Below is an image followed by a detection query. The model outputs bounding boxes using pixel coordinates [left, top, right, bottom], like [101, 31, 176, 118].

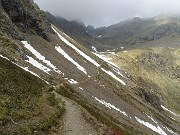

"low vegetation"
[56, 83, 144, 135]
[111, 48, 180, 114]
[0, 57, 64, 135]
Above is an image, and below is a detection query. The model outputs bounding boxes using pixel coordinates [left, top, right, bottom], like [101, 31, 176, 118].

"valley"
[0, 0, 180, 135]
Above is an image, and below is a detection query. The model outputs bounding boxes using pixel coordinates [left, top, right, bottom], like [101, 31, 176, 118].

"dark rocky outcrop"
[0, 0, 52, 41]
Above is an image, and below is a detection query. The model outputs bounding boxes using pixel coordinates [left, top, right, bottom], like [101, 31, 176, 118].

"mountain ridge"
[0, 1, 180, 135]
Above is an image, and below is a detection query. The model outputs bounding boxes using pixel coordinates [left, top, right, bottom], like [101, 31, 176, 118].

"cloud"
[34, 0, 180, 27]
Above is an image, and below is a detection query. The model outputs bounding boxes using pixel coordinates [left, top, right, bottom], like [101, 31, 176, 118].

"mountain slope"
[0, 55, 64, 135]
[45, 12, 108, 51]
[91, 16, 180, 50]
[0, 0, 52, 41]
[0, 0, 180, 135]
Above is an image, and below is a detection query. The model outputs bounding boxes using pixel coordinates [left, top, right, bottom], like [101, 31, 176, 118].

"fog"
[34, 0, 180, 27]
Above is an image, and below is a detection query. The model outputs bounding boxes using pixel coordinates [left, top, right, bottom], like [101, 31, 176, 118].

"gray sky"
[34, 0, 180, 27]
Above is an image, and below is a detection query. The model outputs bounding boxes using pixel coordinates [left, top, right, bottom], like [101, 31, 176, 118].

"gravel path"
[54, 93, 99, 135]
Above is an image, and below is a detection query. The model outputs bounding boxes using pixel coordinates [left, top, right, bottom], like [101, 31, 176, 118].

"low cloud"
[34, 0, 180, 27]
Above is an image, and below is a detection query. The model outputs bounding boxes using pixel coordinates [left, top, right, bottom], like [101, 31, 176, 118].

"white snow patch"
[55, 46, 87, 75]
[26, 56, 51, 74]
[101, 68, 126, 85]
[147, 115, 158, 124]
[51, 26, 100, 67]
[93, 52, 120, 69]
[92, 46, 98, 52]
[52, 26, 126, 85]
[135, 117, 167, 135]
[0, 54, 10, 60]
[18, 66, 49, 84]
[68, 79, 78, 84]
[162, 126, 179, 135]
[93, 52, 124, 78]
[21, 41, 62, 74]
[161, 105, 180, 116]
[93, 96, 128, 117]
[79, 87, 84, 90]
[0, 54, 49, 84]
[169, 116, 176, 121]
[93, 53, 112, 61]
[108, 64, 124, 77]
[97, 35, 102, 38]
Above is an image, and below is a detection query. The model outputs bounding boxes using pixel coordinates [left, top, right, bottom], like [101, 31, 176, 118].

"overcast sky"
[34, 0, 180, 27]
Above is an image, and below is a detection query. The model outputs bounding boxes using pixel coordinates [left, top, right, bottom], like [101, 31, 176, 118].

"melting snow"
[162, 126, 179, 135]
[92, 46, 98, 52]
[101, 68, 126, 85]
[68, 79, 78, 84]
[0, 54, 9, 60]
[55, 46, 87, 75]
[161, 105, 180, 116]
[93, 96, 128, 117]
[52, 26, 126, 85]
[0, 54, 49, 84]
[21, 41, 62, 74]
[26, 56, 51, 74]
[93, 52, 123, 74]
[135, 117, 167, 135]
[108, 64, 124, 77]
[93, 53, 112, 62]
[51, 26, 100, 67]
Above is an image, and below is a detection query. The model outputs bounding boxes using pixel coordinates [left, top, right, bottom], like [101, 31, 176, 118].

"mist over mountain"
[34, 0, 180, 27]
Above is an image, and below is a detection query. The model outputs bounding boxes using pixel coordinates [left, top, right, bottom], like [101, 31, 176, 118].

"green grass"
[112, 48, 180, 113]
[0, 57, 64, 134]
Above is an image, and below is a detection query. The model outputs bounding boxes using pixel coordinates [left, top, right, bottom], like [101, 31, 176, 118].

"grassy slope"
[111, 48, 180, 113]
[0, 56, 64, 135]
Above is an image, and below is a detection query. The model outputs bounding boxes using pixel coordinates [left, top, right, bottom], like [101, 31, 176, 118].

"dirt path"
[53, 92, 99, 135]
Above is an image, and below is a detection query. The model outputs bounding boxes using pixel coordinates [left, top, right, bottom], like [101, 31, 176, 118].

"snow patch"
[79, 87, 84, 90]
[97, 35, 102, 38]
[93, 52, 124, 78]
[52, 26, 126, 85]
[108, 64, 124, 77]
[68, 79, 78, 84]
[51, 26, 100, 67]
[161, 105, 180, 116]
[0, 54, 10, 60]
[93, 52, 120, 69]
[101, 68, 126, 85]
[93, 53, 112, 61]
[135, 117, 167, 135]
[55, 46, 87, 75]
[25, 56, 51, 74]
[162, 126, 179, 135]
[93, 96, 128, 117]
[0, 54, 49, 84]
[91, 46, 98, 52]
[21, 41, 62, 74]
